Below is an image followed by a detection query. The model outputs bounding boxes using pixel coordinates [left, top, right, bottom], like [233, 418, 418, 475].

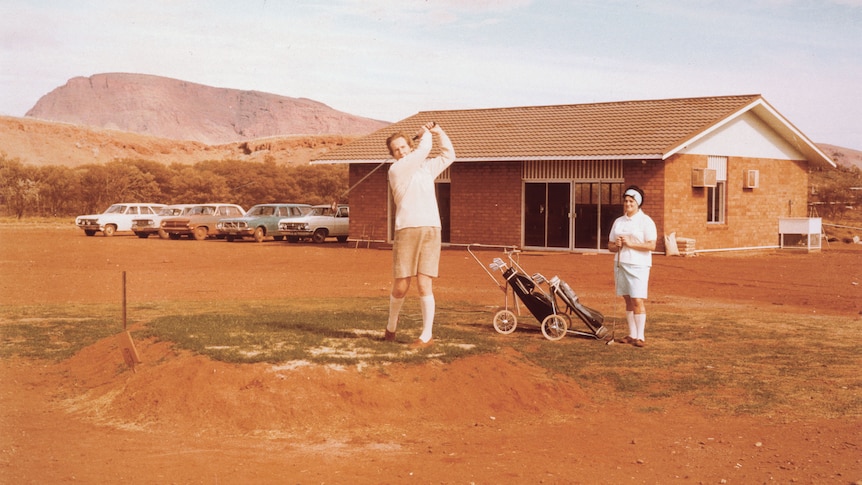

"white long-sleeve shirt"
[388, 130, 456, 230]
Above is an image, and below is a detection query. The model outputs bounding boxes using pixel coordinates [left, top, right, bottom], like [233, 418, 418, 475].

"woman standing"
[608, 186, 657, 348]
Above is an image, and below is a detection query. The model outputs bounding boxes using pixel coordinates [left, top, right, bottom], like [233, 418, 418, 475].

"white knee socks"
[418, 294, 435, 343]
[388, 294, 435, 342]
[626, 311, 636, 338]
[387, 295, 404, 333]
[635, 313, 646, 341]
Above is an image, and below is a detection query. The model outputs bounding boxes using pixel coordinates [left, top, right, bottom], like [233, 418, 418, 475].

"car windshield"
[105, 205, 126, 214]
[248, 206, 276, 216]
[189, 206, 216, 215]
[160, 207, 186, 216]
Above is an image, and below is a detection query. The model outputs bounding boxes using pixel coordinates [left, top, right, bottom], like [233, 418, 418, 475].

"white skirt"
[614, 262, 650, 299]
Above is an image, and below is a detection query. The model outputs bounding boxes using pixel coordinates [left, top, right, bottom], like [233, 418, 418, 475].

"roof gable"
[680, 111, 805, 160]
[314, 95, 834, 168]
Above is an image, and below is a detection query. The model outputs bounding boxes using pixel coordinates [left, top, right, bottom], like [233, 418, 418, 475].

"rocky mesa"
[25, 73, 390, 145]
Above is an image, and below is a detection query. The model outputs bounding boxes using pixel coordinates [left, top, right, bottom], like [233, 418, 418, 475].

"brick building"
[314, 95, 835, 253]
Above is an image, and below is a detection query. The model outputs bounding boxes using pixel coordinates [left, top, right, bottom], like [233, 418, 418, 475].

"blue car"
[217, 203, 311, 242]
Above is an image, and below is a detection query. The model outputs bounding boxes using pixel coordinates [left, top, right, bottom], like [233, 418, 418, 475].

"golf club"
[607, 241, 621, 345]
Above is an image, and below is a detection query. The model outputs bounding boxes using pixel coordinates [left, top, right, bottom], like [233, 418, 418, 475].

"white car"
[75, 203, 166, 237]
[131, 204, 196, 239]
[278, 204, 349, 243]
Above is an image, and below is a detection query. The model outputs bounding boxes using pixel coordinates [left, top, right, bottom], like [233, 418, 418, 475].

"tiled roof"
[314, 94, 765, 162]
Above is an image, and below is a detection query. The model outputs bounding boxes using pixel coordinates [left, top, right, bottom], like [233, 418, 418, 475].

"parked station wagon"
[132, 204, 195, 239]
[75, 203, 166, 236]
[217, 203, 311, 242]
[160, 204, 245, 240]
[279, 204, 349, 243]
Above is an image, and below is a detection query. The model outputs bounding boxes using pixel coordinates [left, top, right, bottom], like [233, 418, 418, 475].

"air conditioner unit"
[744, 169, 760, 189]
[691, 168, 717, 187]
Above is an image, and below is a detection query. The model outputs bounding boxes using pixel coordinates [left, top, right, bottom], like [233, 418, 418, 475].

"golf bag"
[501, 266, 556, 322]
[550, 278, 609, 339]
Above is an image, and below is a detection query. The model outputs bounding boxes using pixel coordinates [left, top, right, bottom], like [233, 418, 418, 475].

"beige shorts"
[392, 227, 441, 279]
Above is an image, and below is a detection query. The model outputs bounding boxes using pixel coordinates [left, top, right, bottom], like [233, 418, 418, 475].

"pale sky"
[1, 0, 860, 148]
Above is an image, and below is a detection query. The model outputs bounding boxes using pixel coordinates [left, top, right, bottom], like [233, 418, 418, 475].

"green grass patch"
[504, 303, 862, 418]
[0, 304, 119, 361]
[137, 298, 498, 365]
[2, 298, 859, 419]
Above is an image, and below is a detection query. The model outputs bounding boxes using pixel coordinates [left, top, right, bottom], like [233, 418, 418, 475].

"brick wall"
[450, 162, 522, 246]
[661, 154, 809, 251]
[622, 160, 667, 252]
[346, 163, 390, 242]
[348, 161, 524, 246]
[347, 154, 810, 252]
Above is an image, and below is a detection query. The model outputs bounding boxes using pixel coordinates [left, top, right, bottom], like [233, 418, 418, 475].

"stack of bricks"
[675, 237, 697, 256]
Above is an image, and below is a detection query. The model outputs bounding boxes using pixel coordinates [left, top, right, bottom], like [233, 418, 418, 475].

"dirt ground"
[1, 224, 860, 484]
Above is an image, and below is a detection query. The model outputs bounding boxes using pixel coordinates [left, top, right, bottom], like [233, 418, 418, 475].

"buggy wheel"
[541, 314, 569, 341]
[493, 309, 517, 334]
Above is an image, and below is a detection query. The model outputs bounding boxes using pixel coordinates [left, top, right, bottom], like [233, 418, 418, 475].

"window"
[707, 156, 727, 223]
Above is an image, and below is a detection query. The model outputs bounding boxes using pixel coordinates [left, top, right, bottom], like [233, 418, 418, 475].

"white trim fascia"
[454, 155, 662, 162]
[751, 100, 836, 167]
[311, 159, 391, 165]
[315, 155, 664, 164]
[663, 98, 836, 168]
[663, 99, 763, 159]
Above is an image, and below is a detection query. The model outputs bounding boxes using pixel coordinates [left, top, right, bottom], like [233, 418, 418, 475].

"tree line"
[0, 155, 347, 218]
[809, 158, 862, 219]
[2, 152, 860, 220]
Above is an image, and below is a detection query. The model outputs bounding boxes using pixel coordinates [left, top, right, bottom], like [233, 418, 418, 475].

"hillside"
[819, 143, 862, 171]
[25, 73, 390, 144]
[0, 115, 357, 167]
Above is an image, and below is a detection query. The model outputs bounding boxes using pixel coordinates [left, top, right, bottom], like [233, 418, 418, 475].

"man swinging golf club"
[608, 185, 657, 348]
[383, 121, 455, 348]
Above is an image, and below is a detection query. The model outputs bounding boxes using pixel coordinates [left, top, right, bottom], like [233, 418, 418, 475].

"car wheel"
[169, 233, 181, 240]
[253, 227, 265, 243]
[226, 235, 235, 242]
[103, 225, 116, 237]
[84, 230, 96, 237]
[312, 228, 327, 244]
[193, 226, 208, 241]
[286, 236, 299, 243]
[136, 233, 149, 239]
[336, 236, 348, 243]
